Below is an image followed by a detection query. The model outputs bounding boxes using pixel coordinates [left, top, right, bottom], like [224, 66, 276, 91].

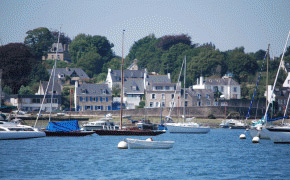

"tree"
[51, 30, 72, 45]
[18, 85, 33, 95]
[76, 51, 102, 77]
[112, 84, 121, 97]
[0, 43, 37, 94]
[24, 27, 54, 60]
[157, 34, 192, 51]
[226, 47, 258, 82]
[187, 49, 226, 85]
[69, 34, 114, 65]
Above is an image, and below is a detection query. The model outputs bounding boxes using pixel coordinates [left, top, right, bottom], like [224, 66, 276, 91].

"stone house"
[48, 67, 90, 85]
[74, 82, 112, 112]
[145, 82, 181, 108]
[184, 87, 216, 107]
[192, 74, 241, 100]
[42, 43, 71, 62]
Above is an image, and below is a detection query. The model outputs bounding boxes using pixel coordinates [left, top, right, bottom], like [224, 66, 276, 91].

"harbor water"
[1, 129, 290, 179]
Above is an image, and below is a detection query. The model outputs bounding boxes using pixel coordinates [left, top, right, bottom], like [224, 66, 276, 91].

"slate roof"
[50, 43, 65, 53]
[147, 75, 171, 84]
[47, 68, 90, 79]
[110, 69, 145, 82]
[124, 78, 144, 94]
[205, 77, 239, 86]
[186, 88, 214, 97]
[77, 84, 111, 96]
[40, 81, 62, 95]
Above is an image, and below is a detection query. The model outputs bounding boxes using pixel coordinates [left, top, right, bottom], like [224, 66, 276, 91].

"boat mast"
[49, 27, 61, 122]
[120, 30, 125, 129]
[266, 44, 270, 110]
[183, 56, 186, 123]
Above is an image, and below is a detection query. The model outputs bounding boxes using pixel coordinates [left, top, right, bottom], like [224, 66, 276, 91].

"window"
[161, 102, 165, 107]
[32, 98, 41, 103]
[185, 101, 188, 107]
[132, 86, 137, 90]
[171, 94, 174, 99]
[185, 93, 188, 99]
[165, 86, 170, 90]
[106, 97, 108, 102]
[221, 86, 224, 92]
[162, 94, 165, 100]
[150, 102, 153, 107]
[207, 101, 211, 106]
[197, 101, 201, 106]
[233, 87, 237, 92]
[197, 94, 201, 99]
[156, 86, 163, 90]
[152, 94, 156, 99]
[213, 86, 218, 92]
[233, 94, 238, 99]
[156, 102, 159, 107]
[206, 94, 210, 99]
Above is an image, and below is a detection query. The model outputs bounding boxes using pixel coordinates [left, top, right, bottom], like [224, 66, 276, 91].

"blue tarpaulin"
[46, 120, 80, 132]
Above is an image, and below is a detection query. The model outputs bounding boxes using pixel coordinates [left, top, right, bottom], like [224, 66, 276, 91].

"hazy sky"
[1, 0, 289, 58]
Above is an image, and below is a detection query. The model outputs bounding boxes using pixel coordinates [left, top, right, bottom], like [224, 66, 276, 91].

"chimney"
[167, 73, 171, 80]
[197, 78, 199, 85]
[200, 76, 204, 85]
[66, 67, 70, 72]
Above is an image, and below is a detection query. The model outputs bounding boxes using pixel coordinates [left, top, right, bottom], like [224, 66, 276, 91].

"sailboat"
[258, 30, 290, 143]
[94, 30, 165, 136]
[246, 44, 271, 139]
[35, 28, 94, 137]
[166, 56, 210, 134]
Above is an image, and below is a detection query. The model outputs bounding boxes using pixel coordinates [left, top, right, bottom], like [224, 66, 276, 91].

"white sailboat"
[166, 56, 210, 134]
[257, 30, 290, 143]
[124, 138, 175, 149]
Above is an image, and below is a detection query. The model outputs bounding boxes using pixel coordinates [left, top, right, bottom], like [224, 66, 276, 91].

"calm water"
[1, 129, 290, 180]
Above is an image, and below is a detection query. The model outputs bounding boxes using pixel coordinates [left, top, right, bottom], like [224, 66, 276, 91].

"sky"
[1, 0, 290, 58]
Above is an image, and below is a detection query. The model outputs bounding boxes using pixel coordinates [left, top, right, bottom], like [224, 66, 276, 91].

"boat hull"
[249, 128, 270, 139]
[44, 131, 95, 136]
[126, 138, 174, 149]
[0, 131, 46, 140]
[263, 127, 290, 143]
[166, 125, 210, 134]
[94, 129, 166, 136]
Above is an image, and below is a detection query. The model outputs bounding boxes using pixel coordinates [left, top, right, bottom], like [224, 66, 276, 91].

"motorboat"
[124, 138, 175, 149]
[166, 122, 210, 134]
[82, 118, 118, 131]
[0, 120, 46, 140]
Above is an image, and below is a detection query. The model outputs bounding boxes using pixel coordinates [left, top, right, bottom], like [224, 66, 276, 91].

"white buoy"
[118, 141, 128, 149]
[239, 133, 246, 139]
[252, 136, 260, 143]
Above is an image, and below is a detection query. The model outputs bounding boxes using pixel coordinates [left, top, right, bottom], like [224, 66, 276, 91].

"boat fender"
[146, 137, 153, 141]
[239, 134, 246, 139]
[118, 141, 128, 149]
[252, 136, 260, 143]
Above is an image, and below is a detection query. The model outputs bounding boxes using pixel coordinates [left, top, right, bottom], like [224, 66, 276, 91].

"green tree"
[24, 27, 54, 60]
[18, 85, 33, 95]
[69, 34, 114, 66]
[76, 51, 102, 77]
[112, 84, 121, 97]
[0, 43, 37, 94]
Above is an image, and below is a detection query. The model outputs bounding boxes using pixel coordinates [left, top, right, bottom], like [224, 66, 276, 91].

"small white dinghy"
[124, 138, 175, 149]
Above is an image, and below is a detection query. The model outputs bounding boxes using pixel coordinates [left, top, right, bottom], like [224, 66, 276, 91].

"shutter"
[80, 97, 83, 101]
[101, 106, 103, 110]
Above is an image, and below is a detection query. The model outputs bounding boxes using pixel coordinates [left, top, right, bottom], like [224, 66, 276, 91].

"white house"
[192, 74, 241, 100]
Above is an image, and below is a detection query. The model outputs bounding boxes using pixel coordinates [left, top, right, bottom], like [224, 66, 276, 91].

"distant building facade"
[192, 74, 241, 100]
[42, 43, 71, 62]
[74, 82, 112, 112]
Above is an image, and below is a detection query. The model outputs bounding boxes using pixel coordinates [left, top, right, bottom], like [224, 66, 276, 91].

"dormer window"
[81, 89, 88, 94]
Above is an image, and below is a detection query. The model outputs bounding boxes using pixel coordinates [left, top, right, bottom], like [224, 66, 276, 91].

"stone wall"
[70, 105, 266, 119]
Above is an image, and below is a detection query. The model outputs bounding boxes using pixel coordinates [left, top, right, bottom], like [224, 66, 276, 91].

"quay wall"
[69, 106, 265, 119]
